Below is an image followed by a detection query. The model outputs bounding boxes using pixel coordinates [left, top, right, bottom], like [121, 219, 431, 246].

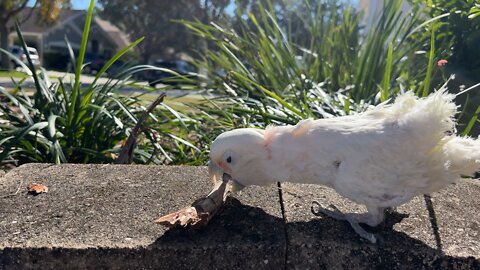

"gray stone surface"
[281, 181, 480, 269]
[0, 164, 285, 269]
[0, 164, 479, 269]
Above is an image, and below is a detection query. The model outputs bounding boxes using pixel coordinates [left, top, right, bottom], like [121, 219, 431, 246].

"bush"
[183, 0, 436, 123]
[0, 2, 163, 166]
[163, 0, 479, 164]
[172, 1, 426, 132]
[1, 0, 477, 167]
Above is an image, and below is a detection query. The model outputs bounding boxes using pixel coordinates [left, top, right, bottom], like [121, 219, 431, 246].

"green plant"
[161, 0, 479, 164]
[180, 1, 438, 125]
[0, 0, 165, 166]
[2, 0, 477, 167]
[428, 0, 480, 136]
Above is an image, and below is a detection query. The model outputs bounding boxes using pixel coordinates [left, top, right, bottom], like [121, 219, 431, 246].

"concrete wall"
[1, 164, 479, 269]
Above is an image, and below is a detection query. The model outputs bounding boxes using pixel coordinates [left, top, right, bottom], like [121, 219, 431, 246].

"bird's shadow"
[151, 198, 479, 269]
[152, 197, 285, 246]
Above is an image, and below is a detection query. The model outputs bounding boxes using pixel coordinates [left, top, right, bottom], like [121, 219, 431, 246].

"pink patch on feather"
[264, 143, 272, 160]
[291, 119, 313, 137]
[263, 127, 278, 160]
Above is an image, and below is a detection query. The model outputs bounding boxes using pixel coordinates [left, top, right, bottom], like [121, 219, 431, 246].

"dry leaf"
[27, 183, 49, 195]
[155, 180, 230, 229]
[155, 207, 207, 228]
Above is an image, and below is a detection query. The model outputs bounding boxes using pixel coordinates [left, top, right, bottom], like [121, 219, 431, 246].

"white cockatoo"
[208, 90, 480, 243]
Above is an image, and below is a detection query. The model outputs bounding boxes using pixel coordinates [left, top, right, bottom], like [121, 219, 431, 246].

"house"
[7, 8, 130, 70]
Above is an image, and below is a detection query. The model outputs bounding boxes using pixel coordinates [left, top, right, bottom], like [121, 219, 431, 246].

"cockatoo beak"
[208, 161, 245, 192]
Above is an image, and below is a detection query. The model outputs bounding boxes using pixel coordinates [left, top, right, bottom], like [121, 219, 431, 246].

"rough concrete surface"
[0, 164, 479, 269]
[282, 181, 480, 269]
[0, 164, 285, 269]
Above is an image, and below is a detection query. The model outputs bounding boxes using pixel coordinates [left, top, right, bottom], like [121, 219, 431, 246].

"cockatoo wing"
[277, 90, 458, 208]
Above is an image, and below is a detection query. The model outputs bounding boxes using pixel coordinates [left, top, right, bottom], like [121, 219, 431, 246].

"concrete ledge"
[1, 164, 479, 269]
[282, 182, 480, 269]
[0, 164, 285, 269]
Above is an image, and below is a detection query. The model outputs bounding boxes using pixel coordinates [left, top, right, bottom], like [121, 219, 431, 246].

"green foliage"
[165, 0, 479, 164]
[423, 0, 480, 135]
[0, 0, 163, 166]
[428, 0, 480, 74]
[1, 0, 478, 167]
[462, 105, 480, 136]
[469, 3, 480, 19]
[422, 23, 436, 97]
[181, 0, 437, 126]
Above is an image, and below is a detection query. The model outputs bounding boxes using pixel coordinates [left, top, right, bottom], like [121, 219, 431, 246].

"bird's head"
[208, 128, 273, 192]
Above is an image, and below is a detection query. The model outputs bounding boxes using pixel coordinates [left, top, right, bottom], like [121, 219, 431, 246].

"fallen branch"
[116, 93, 166, 164]
[155, 177, 231, 229]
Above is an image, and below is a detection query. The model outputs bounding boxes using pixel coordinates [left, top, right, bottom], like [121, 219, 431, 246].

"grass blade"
[462, 105, 480, 136]
[381, 42, 394, 102]
[69, 0, 95, 126]
[422, 24, 435, 97]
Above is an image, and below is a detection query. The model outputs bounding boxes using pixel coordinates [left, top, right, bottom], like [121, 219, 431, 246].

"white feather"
[209, 90, 479, 210]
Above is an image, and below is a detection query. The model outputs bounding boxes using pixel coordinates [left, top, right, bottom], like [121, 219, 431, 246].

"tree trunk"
[0, 24, 12, 70]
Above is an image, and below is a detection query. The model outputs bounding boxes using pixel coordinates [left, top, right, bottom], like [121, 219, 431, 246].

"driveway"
[0, 70, 204, 98]
[0, 70, 123, 87]
[0, 70, 156, 94]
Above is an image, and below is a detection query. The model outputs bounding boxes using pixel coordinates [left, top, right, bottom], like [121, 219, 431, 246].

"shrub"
[0, 1, 163, 166]
[171, 1, 429, 137]
[164, 0, 479, 164]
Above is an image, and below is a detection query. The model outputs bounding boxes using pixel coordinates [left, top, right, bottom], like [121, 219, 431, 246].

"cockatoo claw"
[311, 201, 377, 244]
[348, 220, 377, 244]
[311, 201, 344, 220]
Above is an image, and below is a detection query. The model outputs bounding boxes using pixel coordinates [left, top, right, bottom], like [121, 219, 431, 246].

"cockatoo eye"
[223, 150, 236, 165]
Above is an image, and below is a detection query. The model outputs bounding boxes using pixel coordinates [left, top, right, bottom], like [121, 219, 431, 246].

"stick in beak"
[208, 161, 245, 192]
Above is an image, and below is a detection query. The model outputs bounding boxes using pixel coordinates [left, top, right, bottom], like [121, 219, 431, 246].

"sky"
[27, 1, 239, 12]
[28, 0, 93, 10]
[27, 0, 236, 14]
[69, 0, 92, 9]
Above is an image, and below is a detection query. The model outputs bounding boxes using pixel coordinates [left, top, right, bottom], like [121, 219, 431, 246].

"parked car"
[141, 60, 196, 86]
[105, 60, 127, 77]
[10, 45, 41, 68]
[82, 53, 107, 74]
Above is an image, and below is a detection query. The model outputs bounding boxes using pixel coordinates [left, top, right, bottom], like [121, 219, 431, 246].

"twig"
[115, 93, 166, 164]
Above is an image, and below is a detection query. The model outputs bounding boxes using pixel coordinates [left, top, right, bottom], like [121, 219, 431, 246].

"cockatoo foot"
[311, 201, 377, 243]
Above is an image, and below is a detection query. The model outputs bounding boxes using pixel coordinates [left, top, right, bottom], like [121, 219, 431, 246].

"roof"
[94, 17, 131, 49]
[9, 7, 131, 50]
[8, 8, 83, 33]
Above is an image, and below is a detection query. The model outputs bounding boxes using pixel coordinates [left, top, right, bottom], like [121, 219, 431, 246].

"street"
[0, 70, 195, 97]
[0, 70, 134, 90]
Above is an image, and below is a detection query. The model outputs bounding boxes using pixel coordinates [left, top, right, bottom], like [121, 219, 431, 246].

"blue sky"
[28, 1, 359, 12]
[28, 0, 93, 10]
[27, 1, 237, 15]
[69, 0, 92, 9]
[29, 1, 236, 11]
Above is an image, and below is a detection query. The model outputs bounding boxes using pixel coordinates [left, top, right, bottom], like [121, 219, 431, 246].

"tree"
[98, 0, 230, 63]
[0, 0, 70, 70]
